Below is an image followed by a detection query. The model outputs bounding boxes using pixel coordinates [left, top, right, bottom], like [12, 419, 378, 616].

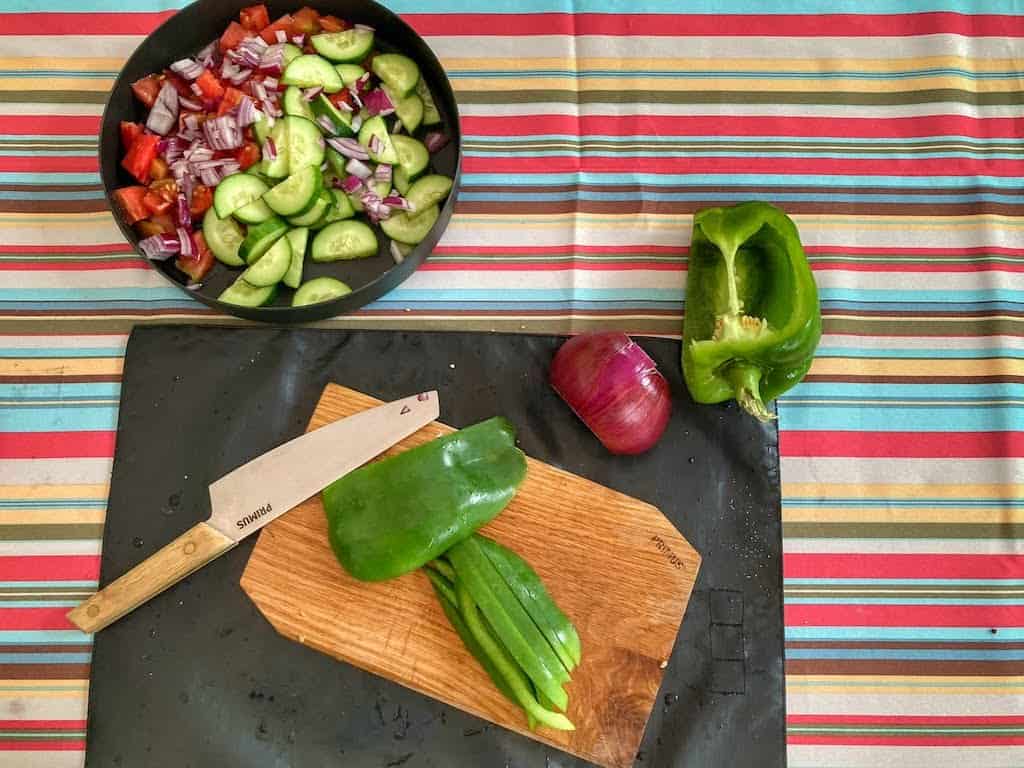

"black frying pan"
[99, 0, 461, 322]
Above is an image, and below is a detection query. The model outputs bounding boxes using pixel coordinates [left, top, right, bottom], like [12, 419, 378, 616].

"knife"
[67, 390, 440, 634]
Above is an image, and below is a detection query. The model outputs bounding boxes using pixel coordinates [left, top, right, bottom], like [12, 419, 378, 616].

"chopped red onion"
[350, 114, 363, 132]
[146, 82, 179, 135]
[424, 132, 450, 153]
[291, 34, 305, 45]
[138, 233, 179, 260]
[340, 175, 364, 194]
[190, 82, 203, 96]
[203, 115, 243, 150]
[348, 85, 363, 109]
[177, 227, 194, 257]
[316, 115, 336, 135]
[326, 136, 370, 160]
[335, 99, 353, 112]
[176, 195, 191, 228]
[180, 173, 194, 204]
[262, 136, 277, 161]
[345, 158, 373, 179]
[263, 76, 279, 91]
[178, 96, 203, 111]
[357, 72, 372, 93]
[368, 134, 383, 156]
[235, 96, 258, 127]
[170, 58, 204, 81]
[196, 41, 217, 64]
[390, 240, 406, 264]
[170, 159, 190, 179]
[363, 88, 394, 117]
[220, 160, 241, 176]
[199, 166, 220, 186]
[184, 114, 200, 132]
[383, 194, 412, 211]
[253, 81, 268, 101]
[230, 68, 253, 85]
[275, 29, 287, 43]
[374, 163, 392, 184]
[355, 23, 375, 32]
[302, 86, 323, 102]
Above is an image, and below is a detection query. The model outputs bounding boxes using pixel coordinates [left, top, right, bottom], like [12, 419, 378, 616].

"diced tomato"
[291, 7, 321, 35]
[136, 219, 166, 238]
[220, 20, 250, 52]
[113, 186, 149, 225]
[235, 142, 261, 171]
[121, 133, 160, 184]
[260, 14, 294, 44]
[130, 75, 162, 108]
[217, 86, 246, 117]
[318, 15, 349, 33]
[176, 232, 215, 282]
[189, 185, 213, 217]
[120, 121, 144, 150]
[137, 213, 175, 237]
[143, 190, 173, 215]
[195, 70, 226, 102]
[328, 89, 354, 110]
[150, 157, 169, 181]
[239, 4, 270, 32]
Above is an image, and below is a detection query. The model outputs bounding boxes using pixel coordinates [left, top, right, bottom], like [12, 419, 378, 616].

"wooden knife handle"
[67, 522, 236, 634]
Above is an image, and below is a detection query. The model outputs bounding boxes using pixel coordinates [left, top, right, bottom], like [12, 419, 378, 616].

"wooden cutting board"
[240, 384, 701, 768]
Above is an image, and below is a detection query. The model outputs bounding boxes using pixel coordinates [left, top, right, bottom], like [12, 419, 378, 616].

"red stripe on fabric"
[0, 721, 86, 730]
[788, 736, 1024, 746]
[785, 554, 1024, 581]
[0, 11, 172, 35]
[806, 246, 1024, 257]
[0, 260, 144, 272]
[813, 262, 1024, 273]
[790, 715, 1024, 726]
[780, 431, 1024, 458]
[0, 431, 115, 459]
[462, 115, 1024, 141]
[0, 157, 97, 173]
[0, 115, 100, 136]
[421, 260, 682, 272]
[0, 556, 99, 582]
[435, 245, 686, 255]
[404, 12, 1024, 37]
[785, 603, 1024, 627]
[0, 245, 129, 255]
[0, 607, 75, 630]
[0, 741, 85, 751]
[462, 156, 1024, 178]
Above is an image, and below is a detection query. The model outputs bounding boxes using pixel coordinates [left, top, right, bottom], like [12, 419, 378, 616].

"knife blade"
[67, 390, 439, 634]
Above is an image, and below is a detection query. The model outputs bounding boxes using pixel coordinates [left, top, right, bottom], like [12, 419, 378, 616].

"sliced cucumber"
[393, 166, 415, 195]
[311, 28, 374, 63]
[406, 175, 453, 219]
[283, 85, 315, 121]
[312, 94, 355, 137]
[252, 111, 272, 144]
[281, 54, 344, 93]
[202, 208, 245, 267]
[264, 119, 290, 179]
[292, 276, 352, 307]
[283, 227, 308, 289]
[234, 197, 275, 224]
[325, 148, 348, 177]
[284, 115, 326, 174]
[287, 190, 332, 226]
[219, 276, 277, 307]
[311, 219, 378, 261]
[357, 115, 398, 165]
[322, 188, 355, 224]
[372, 53, 420, 97]
[239, 216, 288, 264]
[416, 79, 441, 126]
[282, 42, 303, 65]
[213, 173, 269, 218]
[242, 232, 291, 287]
[335, 63, 366, 86]
[381, 204, 439, 245]
[263, 166, 323, 217]
[390, 134, 429, 179]
[393, 92, 424, 134]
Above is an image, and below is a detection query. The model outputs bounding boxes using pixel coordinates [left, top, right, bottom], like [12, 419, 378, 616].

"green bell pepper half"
[682, 201, 821, 421]
[322, 417, 527, 581]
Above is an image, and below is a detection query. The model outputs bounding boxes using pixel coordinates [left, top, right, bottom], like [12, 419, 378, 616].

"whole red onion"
[549, 332, 672, 455]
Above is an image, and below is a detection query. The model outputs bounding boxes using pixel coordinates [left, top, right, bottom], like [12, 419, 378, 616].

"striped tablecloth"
[1, 1, 1022, 765]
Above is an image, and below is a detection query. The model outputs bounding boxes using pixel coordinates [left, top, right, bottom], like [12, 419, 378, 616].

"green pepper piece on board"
[682, 201, 821, 422]
[322, 417, 527, 581]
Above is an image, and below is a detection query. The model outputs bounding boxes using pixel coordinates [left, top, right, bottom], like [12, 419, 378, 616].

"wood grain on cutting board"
[241, 384, 700, 768]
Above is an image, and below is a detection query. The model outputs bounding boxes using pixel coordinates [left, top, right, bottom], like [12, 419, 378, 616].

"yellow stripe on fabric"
[808, 358, 1024, 377]
[782, 508, 1024, 523]
[0, 510, 105, 525]
[0, 78, 111, 91]
[0, 358, 123, 376]
[784, 484, 1024, 499]
[0, 485, 108, 500]
[0, 57, 127, 71]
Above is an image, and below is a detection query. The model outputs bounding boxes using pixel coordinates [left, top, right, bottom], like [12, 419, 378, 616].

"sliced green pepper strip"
[323, 417, 527, 581]
[475, 534, 581, 672]
[426, 570, 520, 707]
[456, 580, 575, 732]
[447, 537, 571, 710]
[427, 558, 456, 583]
[682, 201, 821, 422]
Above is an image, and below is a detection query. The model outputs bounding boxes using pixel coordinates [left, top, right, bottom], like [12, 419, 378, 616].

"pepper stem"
[724, 363, 775, 423]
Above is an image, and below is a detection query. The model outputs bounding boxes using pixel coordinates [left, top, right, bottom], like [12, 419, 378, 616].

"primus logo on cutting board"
[237, 503, 273, 530]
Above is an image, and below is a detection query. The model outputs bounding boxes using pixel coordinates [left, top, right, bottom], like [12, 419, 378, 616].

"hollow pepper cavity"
[322, 417, 527, 581]
[682, 201, 821, 421]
